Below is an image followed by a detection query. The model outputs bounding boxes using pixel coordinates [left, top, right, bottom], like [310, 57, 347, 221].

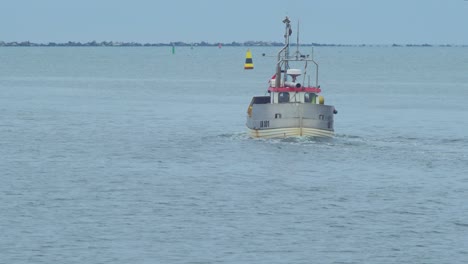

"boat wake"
[217, 131, 468, 161]
[217, 131, 336, 145]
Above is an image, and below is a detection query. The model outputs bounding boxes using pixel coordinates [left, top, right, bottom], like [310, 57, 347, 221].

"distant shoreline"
[0, 41, 466, 47]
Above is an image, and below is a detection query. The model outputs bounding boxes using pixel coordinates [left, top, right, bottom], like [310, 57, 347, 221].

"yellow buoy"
[318, 96, 324, 104]
[244, 49, 254, 69]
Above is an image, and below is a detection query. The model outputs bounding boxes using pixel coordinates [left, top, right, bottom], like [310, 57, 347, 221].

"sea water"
[1, 46, 467, 263]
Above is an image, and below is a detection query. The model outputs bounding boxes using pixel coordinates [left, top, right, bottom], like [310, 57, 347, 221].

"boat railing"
[274, 16, 320, 88]
[276, 57, 319, 88]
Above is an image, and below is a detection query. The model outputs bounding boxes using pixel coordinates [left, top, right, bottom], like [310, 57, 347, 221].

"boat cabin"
[268, 68, 322, 104]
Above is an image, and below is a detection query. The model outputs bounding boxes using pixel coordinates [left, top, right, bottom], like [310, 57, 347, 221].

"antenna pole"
[275, 17, 291, 88]
[296, 20, 300, 59]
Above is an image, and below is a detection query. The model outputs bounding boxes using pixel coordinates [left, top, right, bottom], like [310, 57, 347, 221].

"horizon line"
[1, 40, 467, 47]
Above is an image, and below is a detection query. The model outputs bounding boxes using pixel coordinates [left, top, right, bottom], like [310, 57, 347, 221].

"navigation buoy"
[244, 49, 254, 70]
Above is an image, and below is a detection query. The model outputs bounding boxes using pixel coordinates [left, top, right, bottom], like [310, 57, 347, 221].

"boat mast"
[275, 17, 291, 88]
[296, 21, 300, 59]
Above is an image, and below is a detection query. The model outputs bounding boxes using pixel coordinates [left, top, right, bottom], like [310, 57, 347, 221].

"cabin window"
[275, 113, 282, 119]
[252, 96, 270, 104]
[305, 93, 317, 103]
[278, 92, 290, 103]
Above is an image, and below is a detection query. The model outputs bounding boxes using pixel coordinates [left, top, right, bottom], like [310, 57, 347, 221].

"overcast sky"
[1, 0, 467, 44]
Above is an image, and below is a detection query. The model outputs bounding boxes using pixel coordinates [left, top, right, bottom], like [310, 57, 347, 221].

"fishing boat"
[246, 17, 337, 138]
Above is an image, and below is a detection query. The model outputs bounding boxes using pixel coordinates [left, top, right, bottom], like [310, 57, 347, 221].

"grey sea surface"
[1, 46, 467, 263]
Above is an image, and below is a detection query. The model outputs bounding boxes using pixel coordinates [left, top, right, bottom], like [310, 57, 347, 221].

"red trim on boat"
[268, 87, 321, 93]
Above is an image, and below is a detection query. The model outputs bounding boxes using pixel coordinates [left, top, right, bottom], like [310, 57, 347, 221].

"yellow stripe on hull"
[248, 127, 334, 138]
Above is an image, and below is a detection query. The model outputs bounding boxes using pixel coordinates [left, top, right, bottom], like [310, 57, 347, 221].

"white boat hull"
[246, 100, 335, 138]
[248, 127, 334, 138]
